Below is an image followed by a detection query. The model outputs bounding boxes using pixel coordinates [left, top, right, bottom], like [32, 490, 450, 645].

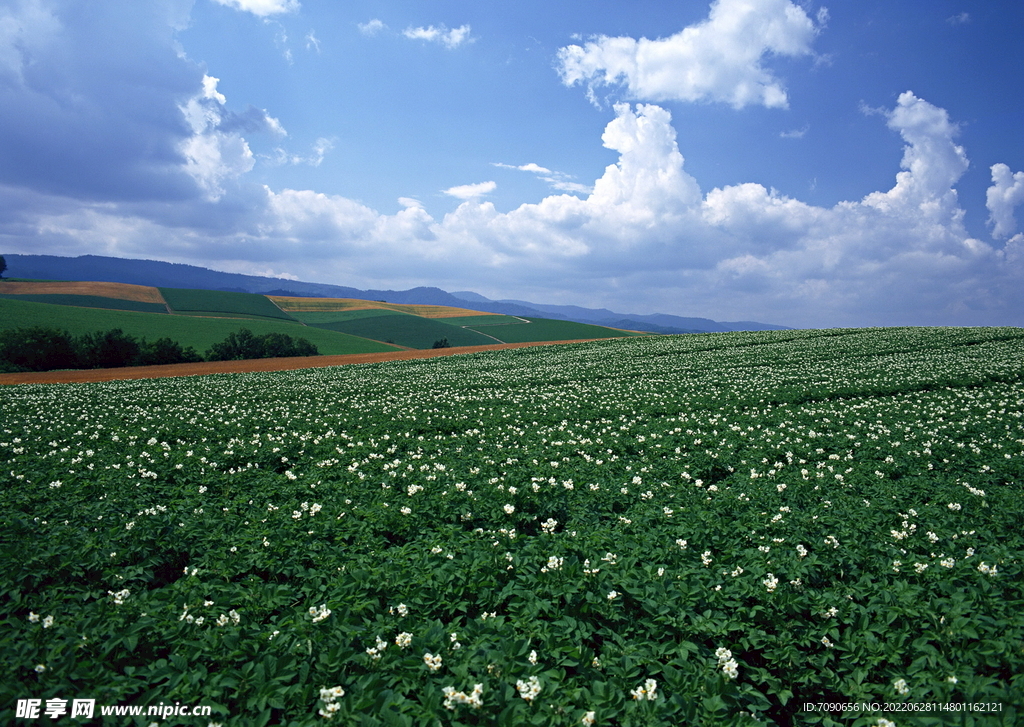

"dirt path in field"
[0, 339, 614, 385]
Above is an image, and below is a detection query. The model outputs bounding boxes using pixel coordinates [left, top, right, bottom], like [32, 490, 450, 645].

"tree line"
[0, 327, 319, 373]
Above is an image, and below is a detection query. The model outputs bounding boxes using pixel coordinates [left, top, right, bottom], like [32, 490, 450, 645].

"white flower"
[715, 648, 740, 680]
[442, 683, 483, 710]
[400, 506, 412, 515]
[309, 604, 332, 623]
[893, 678, 909, 695]
[35, 664, 46, 673]
[977, 562, 998, 576]
[630, 678, 657, 701]
[796, 544, 808, 558]
[582, 711, 596, 726]
[762, 573, 779, 592]
[541, 555, 563, 573]
[821, 636, 833, 648]
[28, 612, 40, 623]
[516, 675, 542, 703]
[396, 632, 413, 649]
[607, 590, 619, 600]
[503, 504, 515, 514]
[423, 653, 443, 672]
[528, 650, 538, 665]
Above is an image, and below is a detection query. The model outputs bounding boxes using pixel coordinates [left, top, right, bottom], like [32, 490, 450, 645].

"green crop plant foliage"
[1, 327, 1022, 726]
[158, 288, 297, 322]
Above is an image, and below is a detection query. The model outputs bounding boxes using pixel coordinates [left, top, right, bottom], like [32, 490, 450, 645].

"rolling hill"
[0, 279, 639, 356]
[1, 253, 791, 334]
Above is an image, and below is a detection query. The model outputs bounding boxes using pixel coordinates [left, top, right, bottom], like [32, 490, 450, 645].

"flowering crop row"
[1, 326, 1022, 726]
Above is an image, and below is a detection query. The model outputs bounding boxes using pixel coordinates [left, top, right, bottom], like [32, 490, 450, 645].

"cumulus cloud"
[403, 24, 472, 49]
[0, 0, 1019, 328]
[358, 19, 385, 36]
[444, 181, 497, 200]
[987, 164, 1024, 239]
[211, 0, 300, 17]
[557, 0, 822, 108]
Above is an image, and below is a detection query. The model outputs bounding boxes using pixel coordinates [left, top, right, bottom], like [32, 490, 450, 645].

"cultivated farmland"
[0, 298, 400, 357]
[2, 328, 1023, 726]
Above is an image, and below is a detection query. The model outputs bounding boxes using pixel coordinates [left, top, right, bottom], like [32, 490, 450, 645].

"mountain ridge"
[2, 254, 791, 334]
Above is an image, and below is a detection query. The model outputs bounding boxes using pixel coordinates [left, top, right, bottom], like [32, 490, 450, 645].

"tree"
[432, 338, 451, 349]
[0, 327, 79, 371]
[77, 328, 141, 369]
[205, 328, 319, 361]
[0, 255, 7, 279]
[137, 337, 202, 366]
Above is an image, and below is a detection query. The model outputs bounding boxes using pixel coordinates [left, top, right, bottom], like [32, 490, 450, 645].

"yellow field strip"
[268, 296, 496, 319]
[0, 280, 167, 304]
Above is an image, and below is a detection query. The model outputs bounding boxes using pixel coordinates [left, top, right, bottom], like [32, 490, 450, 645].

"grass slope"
[466, 317, 644, 343]
[308, 312, 499, 349]
[159, 287, 296, 322]
[0, 297, 400, 356]
[0, 293, 167, 314]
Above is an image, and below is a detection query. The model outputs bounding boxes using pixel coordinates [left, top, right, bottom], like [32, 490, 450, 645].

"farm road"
[0, 338, 616, 385]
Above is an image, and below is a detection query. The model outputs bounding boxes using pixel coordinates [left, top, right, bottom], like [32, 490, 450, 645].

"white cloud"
[444, 181, 496, 199]
[305, 30, 320, 53]
[780, 125, 809, 139]
[267, 137, 335, 167]
[358, 19, 385, 37]
[0, 0, 61, 84]
[987, 163, 1024, 239]
[211, 0, 300, 17]
[493, 162, 593, 195]
[947, 12, 970, 25]
[403, 24, 472, 49]
[557, 0, 822, 108]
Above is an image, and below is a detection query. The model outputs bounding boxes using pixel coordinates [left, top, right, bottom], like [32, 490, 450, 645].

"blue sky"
[1, 0, 1023, 327]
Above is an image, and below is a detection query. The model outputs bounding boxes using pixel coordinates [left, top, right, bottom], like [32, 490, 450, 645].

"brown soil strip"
[0, 281, 166, 304]
[0, 339, 614, 386]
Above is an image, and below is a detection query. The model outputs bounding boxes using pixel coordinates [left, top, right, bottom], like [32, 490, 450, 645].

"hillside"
[0, 280, 638, 356]
[1, 253, 790, 334]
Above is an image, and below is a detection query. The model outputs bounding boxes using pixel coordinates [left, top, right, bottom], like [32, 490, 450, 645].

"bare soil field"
[0, 339, 609, 385]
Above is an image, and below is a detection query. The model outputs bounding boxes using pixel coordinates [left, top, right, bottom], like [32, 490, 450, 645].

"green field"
[2, 327, 1022, 726]
[308, 312, 503, 349]
[0, 294, 168, 314]
[289, 309, 420, 325]
[436, 315, 527, 327]
[466, 317, 644, 343]
[0, 297, 399, 356]
[158, 288, 297, 322]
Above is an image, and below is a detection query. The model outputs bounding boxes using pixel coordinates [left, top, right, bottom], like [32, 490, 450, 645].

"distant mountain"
[3, 254, 790, 333]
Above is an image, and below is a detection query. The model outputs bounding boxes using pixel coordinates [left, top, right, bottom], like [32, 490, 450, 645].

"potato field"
[2, 327, 1023, 726]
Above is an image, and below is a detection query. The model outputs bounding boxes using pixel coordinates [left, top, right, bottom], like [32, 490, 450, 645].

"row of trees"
[0, 327, 319, 373]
